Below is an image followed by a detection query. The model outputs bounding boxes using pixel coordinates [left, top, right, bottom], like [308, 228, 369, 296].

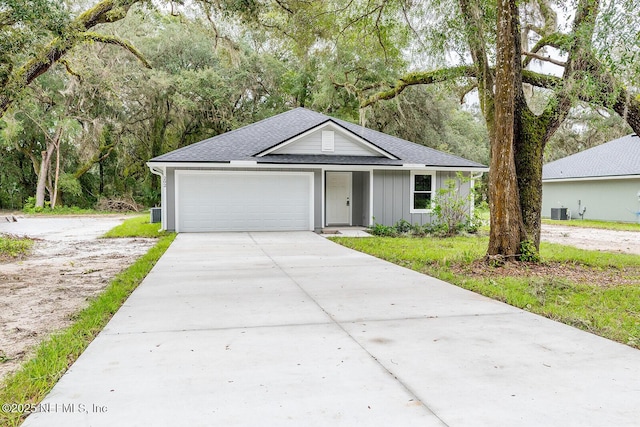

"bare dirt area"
[541, 224, 640, 255]
[0, 215, 156, 381]
[454, 259, 640, 288]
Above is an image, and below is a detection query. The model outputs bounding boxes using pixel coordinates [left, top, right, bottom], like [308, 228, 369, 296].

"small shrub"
[23, 196, 44, 213]
[369, 223, 398, 237]
[394, 219, 412, 234]
[464, 210, 483, 234]
[432, 173, 478, 236]
[519, 240, 540, 262]
[409, 222, 428, 237]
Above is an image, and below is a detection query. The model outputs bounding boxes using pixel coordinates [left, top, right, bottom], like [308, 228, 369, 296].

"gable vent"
[321, 130, 335, 152]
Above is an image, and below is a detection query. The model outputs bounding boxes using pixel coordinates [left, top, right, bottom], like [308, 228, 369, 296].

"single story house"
[542, 133, 640, 222]
[147, 107, 487, 232]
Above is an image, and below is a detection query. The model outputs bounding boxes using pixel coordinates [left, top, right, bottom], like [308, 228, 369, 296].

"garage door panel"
[177, 172, 312, 232]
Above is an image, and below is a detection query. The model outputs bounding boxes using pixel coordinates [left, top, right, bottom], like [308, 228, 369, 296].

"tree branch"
[58, 58, 83, 81]
[274, 0, 294, 15]
[541, 0, 601, 140]
[522, 51, 566, 67]
[361, 66, 478, 107]
[458, 0, 494, 121]
[522, 32, 572, 68]
[361, 66, 561, 108]
[0, 0, 143, 118]
[81, 32, 152, 69]
[459, 83, 478, 104]
[74, 142, 116, 179]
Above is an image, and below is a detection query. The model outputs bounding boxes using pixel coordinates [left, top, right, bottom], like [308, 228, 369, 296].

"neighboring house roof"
[543, 134, 640, 180]
[150, 107, 486, 169]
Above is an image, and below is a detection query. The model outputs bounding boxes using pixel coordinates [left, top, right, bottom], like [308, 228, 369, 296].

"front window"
[411, 172, 435, 212]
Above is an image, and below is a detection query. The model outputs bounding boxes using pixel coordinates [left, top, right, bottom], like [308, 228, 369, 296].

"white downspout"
[369, 169, 374, 226]
[470, 171, 484, 218]
[149, 166, 167, 231]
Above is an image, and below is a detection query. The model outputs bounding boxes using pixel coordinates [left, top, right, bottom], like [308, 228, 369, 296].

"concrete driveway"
[22, 232, 640, 426]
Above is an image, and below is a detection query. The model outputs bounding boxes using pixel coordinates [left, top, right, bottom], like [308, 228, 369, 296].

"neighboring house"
[146, 107, 487, 232]
[542, 133, 640, 222]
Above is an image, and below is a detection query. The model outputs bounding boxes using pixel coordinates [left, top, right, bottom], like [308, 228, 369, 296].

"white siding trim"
[148, 161, 488, 173]
[255, 121, 398, 159]
[409, 170, 436, 213]
[149, 166, 167, 231]
[470, 178, 475, 218]
[369, 169, 374, 226]
[543, 174, 640, 183]
[321, 168, 325, 227]
[229, 160, 258, 166]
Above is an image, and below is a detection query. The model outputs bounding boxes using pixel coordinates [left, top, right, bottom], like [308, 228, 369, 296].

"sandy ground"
[541, 223, 640, 255]
[0, 215, 156, 381]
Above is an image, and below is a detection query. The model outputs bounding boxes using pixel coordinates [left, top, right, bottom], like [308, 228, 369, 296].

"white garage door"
[176, 171, 313, 232]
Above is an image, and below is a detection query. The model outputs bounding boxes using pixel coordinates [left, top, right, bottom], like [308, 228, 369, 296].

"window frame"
[410, 171, 436, 213]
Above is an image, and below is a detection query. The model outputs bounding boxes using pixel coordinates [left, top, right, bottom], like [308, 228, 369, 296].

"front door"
[326, 172, 352, 225]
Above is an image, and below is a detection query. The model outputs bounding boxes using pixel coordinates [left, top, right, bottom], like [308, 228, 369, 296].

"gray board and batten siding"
[542, 178, 640, 223]
[162, 166, 469, 231]
[372, 170, 472, 226]
[542, 134, 640, 222]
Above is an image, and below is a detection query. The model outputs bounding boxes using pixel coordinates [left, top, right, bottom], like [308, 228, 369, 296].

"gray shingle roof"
[150, 107, 486, 168]
[543, 134, 640, 180]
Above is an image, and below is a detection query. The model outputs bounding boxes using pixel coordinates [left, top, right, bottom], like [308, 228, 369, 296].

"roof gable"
[256, 120, 397, 159]
[543, 134, 640, 180]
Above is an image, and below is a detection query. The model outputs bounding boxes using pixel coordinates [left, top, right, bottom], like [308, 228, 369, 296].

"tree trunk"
[51, 138, 61, 209]
[99, 160, 104, 195]
[513, 109, 547, 249]
[35, 144, 55, 208]
[487, 0, 526, 258]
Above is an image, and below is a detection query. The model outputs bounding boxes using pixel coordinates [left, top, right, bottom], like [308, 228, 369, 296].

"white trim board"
[409, 170, 437, 214]
[543, 174, 640, 183]
[254, 121, 398, 159]
[147, 161, 488, 173]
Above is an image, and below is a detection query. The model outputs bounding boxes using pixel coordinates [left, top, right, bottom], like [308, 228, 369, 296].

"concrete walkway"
[22, 232, 640, 426]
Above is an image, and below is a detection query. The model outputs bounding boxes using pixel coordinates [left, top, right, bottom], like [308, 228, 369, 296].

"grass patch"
[543, 218, 640, 232]
[23, 206, 109, 215]
[0, 235, 33, 259]
[331, 235, 640, 350]
[0, 233, 176, 426]
[102, 215, 168, 238]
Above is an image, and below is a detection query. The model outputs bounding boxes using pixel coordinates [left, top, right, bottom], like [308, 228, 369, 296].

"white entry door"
[326, 172, 352, 225]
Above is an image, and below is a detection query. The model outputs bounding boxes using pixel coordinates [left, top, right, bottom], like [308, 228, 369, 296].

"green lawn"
[331, 235, 640, 350]
[102, 215, 168, 238]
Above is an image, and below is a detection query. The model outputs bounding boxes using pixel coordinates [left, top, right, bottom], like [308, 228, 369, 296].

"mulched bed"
[450, 260, 640, 287]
